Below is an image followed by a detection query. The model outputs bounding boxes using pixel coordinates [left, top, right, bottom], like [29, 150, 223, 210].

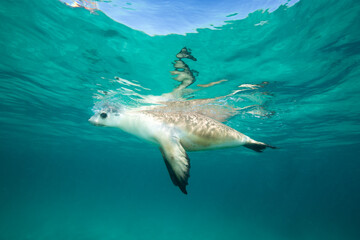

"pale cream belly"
[178, 132, 243, 152]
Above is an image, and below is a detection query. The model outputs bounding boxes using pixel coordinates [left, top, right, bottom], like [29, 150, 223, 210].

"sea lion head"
[89, 103, 124, 127]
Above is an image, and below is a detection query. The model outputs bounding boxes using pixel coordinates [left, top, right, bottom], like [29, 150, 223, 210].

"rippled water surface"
[1, 0, 360, 239]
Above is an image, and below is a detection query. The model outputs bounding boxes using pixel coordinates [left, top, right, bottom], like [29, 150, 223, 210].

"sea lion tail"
[243, 141, 277, 152]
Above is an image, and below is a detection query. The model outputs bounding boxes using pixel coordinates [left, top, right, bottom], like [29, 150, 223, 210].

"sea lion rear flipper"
[159, 137, 190, 194]
[243, 141, 277, 152]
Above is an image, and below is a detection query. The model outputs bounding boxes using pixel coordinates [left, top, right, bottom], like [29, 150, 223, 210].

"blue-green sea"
[1, 0, 360, 239]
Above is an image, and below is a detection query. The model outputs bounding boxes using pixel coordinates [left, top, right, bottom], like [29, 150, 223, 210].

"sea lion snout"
[88, 116, 102, 126]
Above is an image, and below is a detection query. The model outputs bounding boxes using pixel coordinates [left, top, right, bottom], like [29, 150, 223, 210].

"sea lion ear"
[159, 136, 190, 194]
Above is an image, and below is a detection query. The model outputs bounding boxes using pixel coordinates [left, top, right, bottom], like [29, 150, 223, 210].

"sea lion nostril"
[100, 112, 107, 119]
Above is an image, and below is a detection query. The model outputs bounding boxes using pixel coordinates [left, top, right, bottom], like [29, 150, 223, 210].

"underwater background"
[1, 0, 360, 239]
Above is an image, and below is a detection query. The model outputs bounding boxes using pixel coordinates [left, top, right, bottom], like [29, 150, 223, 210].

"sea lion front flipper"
[159, 137, 190, 194]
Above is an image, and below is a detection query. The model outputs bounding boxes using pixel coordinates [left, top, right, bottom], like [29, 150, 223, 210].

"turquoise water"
[1, 0, 360, 239]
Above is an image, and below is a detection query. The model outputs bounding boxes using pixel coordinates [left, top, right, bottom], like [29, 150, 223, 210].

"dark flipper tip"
[179, 186, 188, 195]
[244, 142, 278, 152]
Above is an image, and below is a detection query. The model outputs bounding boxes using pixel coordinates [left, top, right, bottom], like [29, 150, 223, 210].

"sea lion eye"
[100, 112, 107, 119]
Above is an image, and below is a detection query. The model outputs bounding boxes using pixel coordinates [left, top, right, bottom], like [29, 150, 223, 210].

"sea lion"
[89, 106, 276, 194]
